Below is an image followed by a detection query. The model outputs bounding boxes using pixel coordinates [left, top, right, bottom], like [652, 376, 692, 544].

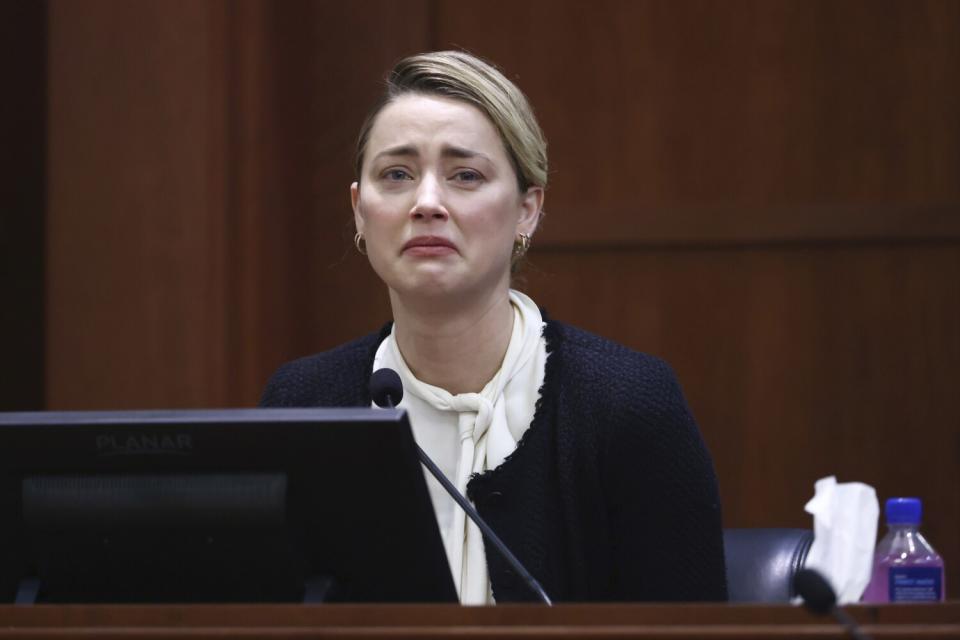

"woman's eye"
[453, 169, 483, 183]
[382, 168, 412, 181]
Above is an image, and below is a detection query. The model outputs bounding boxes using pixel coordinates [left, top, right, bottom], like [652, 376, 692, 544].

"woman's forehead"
[365, 94, 507, 160]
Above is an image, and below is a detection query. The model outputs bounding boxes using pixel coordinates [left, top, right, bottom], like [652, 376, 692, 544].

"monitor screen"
[0, 408, 457, 603]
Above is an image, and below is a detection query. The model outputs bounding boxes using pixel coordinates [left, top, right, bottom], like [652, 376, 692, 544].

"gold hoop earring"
[513, 233, 531, 258]
[354, 232, 367, 255]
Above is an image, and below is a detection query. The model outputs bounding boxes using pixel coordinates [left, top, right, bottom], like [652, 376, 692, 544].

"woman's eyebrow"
[442, 145, 491, 162]
[372, 144, 491, 163]
[372, 145, 418, 162]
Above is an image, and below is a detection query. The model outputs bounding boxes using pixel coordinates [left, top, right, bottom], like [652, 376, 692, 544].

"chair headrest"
[723, 528, 814, 602]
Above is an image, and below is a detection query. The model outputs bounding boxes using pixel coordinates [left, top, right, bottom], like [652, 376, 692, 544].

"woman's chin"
[379, 261, 509, 306]
[388, 273, 487, 305]
[397, 279, 466, 300]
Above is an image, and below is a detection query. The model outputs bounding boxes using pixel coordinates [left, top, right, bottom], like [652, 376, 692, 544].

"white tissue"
[803, 475, 880, 604]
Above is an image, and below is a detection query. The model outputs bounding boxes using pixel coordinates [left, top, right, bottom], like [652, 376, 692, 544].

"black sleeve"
[256, 334, 379, 409]
[258, 361, 298, 407]
[602, 358, 728, 602]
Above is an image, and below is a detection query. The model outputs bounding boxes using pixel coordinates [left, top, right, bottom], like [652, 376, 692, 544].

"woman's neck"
[389, 289, 514, 395]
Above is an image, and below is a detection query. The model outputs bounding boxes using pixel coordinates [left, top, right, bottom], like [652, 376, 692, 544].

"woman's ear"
[351, 182, 364, 235]
[517, 186, 545, 236]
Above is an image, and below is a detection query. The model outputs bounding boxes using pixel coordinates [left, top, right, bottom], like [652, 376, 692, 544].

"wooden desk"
[1, 602, 958, 639]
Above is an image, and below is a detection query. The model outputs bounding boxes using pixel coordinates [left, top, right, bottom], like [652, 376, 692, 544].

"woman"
[261, 51, 727, 603]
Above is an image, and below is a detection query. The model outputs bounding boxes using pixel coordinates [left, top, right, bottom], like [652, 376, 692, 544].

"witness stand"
[1, 602, 958, 639]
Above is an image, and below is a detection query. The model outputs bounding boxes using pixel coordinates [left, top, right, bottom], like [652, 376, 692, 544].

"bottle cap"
[886, 497, 922, 525]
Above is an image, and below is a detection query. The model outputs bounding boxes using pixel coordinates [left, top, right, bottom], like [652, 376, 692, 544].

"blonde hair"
[355, 51, 548, 192]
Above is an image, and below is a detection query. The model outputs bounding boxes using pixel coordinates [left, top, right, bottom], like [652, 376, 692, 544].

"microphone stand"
[380, 393, 552, 605]
[413, 440, 552, 605]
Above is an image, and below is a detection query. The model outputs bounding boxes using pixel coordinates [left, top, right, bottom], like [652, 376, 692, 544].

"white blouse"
[371, 290, 548, 604]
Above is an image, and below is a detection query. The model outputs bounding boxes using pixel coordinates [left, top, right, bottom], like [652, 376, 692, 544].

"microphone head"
[794, 568, 838, 615]
[370, 368, 403, 408]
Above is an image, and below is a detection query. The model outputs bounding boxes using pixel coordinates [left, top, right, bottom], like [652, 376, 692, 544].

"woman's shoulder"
[546, 319, 678, 387]
[259, 324, 391, 407]
[544, 318, 692, 433]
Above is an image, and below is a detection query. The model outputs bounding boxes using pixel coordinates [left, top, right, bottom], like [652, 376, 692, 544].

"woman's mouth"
[402, 236, 458, 256]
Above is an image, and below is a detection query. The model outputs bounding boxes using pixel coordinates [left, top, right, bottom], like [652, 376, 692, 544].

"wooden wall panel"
[436, 0, 960, 245]
[46, 0, 230, 409]
[0, 1, 46, 410]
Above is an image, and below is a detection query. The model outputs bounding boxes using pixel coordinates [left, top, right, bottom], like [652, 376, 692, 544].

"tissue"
[803, 475, 880, 604]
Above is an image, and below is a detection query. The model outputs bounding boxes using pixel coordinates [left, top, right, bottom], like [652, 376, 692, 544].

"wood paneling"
[46, 0, 230, 409]
[0, 1, 46, 410]
[436, 0, 960, 245]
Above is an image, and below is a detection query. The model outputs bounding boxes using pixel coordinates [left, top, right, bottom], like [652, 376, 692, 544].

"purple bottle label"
[888, 567, 942, 602]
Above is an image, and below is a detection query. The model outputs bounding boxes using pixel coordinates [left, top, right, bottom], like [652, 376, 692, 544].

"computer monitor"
[0, 408, 457, 603]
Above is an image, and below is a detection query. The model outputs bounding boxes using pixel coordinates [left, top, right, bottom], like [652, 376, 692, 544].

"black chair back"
[723, 528, 813, 602]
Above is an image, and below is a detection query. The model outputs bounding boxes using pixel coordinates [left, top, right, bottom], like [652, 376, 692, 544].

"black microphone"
[794, 568, 873, 640]
[370, 368, 404, 409]
[369, 368, 552, 605]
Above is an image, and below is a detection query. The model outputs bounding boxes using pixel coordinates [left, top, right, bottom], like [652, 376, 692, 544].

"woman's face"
[352, 94, 543, 306]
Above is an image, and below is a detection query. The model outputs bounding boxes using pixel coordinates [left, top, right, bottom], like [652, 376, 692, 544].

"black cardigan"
[260, 319, 728, 602]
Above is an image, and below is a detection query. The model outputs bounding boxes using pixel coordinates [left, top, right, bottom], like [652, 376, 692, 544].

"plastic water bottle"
[862, 497, 945, 602]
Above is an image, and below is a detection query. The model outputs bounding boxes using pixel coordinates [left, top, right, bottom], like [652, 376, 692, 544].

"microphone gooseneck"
[370, 368, 552, 605]
[794, 568, 873, 640]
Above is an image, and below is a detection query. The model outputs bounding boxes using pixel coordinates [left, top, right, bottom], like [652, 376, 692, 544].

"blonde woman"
[261, 51, 727, 604]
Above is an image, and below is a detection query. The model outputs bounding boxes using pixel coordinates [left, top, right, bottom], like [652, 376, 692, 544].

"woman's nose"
[410, 174, 448, 221]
